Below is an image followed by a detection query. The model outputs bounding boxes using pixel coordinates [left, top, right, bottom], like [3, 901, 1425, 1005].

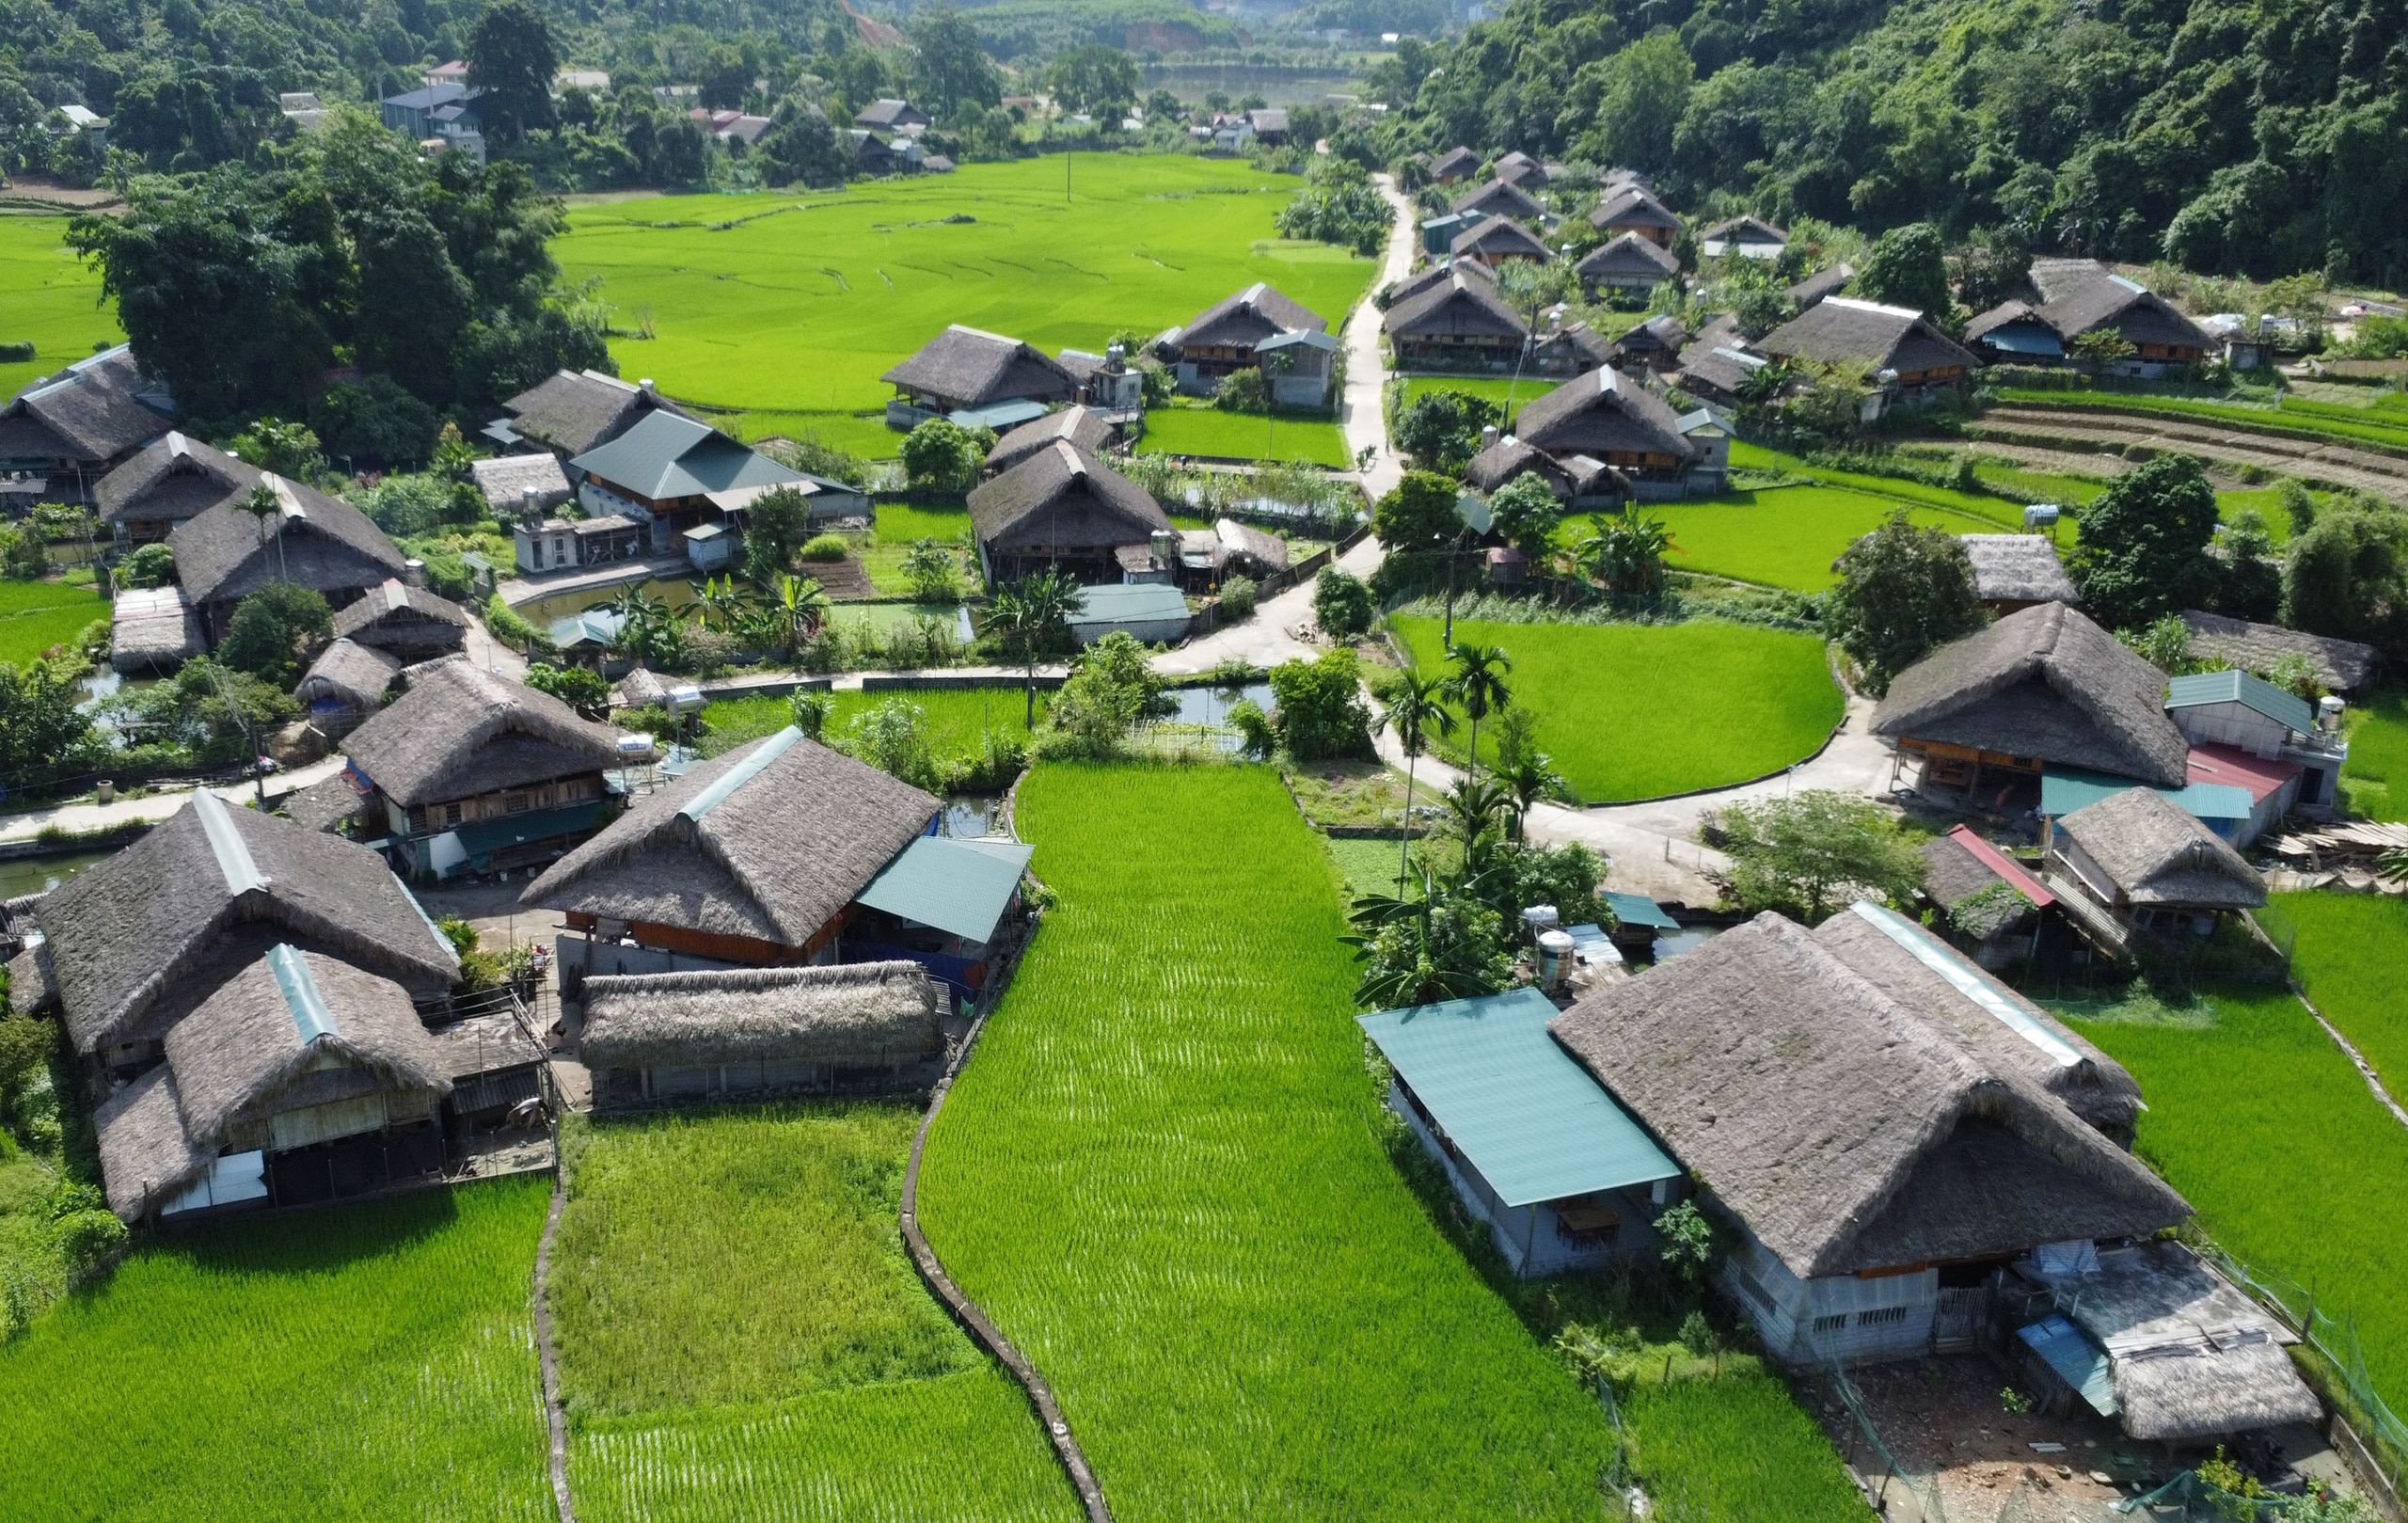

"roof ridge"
[266, 943, 337, 1042]
[191, 790, 269, 896]
[682, 726, 803, 823]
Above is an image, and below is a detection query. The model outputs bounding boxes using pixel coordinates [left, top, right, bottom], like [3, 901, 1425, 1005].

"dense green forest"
[1370, 0, 2407, 282]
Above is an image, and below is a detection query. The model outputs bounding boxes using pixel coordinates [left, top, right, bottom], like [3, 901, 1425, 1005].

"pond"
[1150, 682, 1274, 754]
[0, 850, 113, 898]
[940, 796, 1003, 838]
[1644, 923, 1725, 963]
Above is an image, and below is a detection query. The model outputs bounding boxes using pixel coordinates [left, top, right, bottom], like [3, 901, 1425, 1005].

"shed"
[2049, 786, 2267, 931]
[109, 584, 202, 674]
[294, 638, 404, 736]
[1959, 535, 2078, 612]
[2177, 610, 2379, 694]
[329, 578, 471, 661]
[1213, 517, 1291, 577]
[1360, 987, 1681, 1277]
[848, 835, 1034, 998]
[1922, 825, 2052, 965]
[1602, 890, 1679, 954]
[1069, 581, 1190, 646]
[471, 452, 573, 516]
[580, 961, 945, 1108]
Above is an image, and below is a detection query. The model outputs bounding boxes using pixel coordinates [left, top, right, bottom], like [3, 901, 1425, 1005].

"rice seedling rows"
[2339, 689, 2408, 820]
[1622, 1373, 1873, 1523]
[1647, 485, 1996, 591]
[1390, 616, 1844, 801]
[0, 577, 109, 668]
[702, 683, 1049, 760]
[1992, 390, 2408, 457]
[0, 1176, 555, 1519]
[1131, 406, 1353, 467]
[554, 157, 1377, 417]
[2257, 893, 2408, 1109]
[0, 214, 123, 399]
[2061, 987, 2408, 1394]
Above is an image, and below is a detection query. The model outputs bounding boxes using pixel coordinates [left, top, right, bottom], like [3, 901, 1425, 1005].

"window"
[1812, 1313, 1849, 1334]
[1857, 1306, 1910, 1327]
[505, 793, 530, 815]
[443, 802, 463, 827]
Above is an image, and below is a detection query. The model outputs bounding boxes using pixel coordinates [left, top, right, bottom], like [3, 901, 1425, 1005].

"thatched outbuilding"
[93, 431, 256, 547]
[490, 369, 692, 458]
[986, 405, 1111, 475]
[967, 441, 1171, 586]
[2049, 785, 2267, 931]
[2178, 609, 2381, 694]
[1550, 905, 2189, 1365]
[293, 638, 404, 737]
[1959, 534, 2079, 613]
[330, 578, 470, 661]
[579, 960, 946, 1107]
[523, 725, 941, 975]
[343, 658, 633, 880]
[109, 584, 203, 674]
[1450, 176, 1544, 224]
[168, 473, 407, 636]
[1873, 602, 2192, 797]
[1920, 824, 2057, 969]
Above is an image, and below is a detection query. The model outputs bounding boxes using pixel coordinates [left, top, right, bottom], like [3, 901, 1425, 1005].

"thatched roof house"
[1786, 262, 1854, 309]
[1671, 316, 1771, 403]
[2178, 609, 2381, 693]
[168, 474, 407, 629]
[987, 405, 1111, 475]
[1551, 906, 2188, 1363]
[1213, 517, 1290, 576]
[1590, 186, 1682, 246]
[580, 961, 944, 1106]
[11, 789, 459, 1065]
[1428, 146, 1481, 182]
[966, 441, 1171, 585]
[1383, 263, 1529, 366]
[492, 369, 691, 457]
[0, 345, 175, 504]
[330, 578, 470, 660]
[1872, 602, 2191, 789]
[1575, 232, 1679, 295]
[1450, 213, 1551, 267]
[293, 638, 403, 733]
[522, 725, 940, 963]
[1464, 437, 1622, 504]
[2028, 260, 2214, 367]
[95, 944, 453, 1220]
[1958, 534, 2079, 612]
[1509, 366, 1698, 494]
[1921, 824, 2054, 949]
[1758, 296, 1979, 388]
[344, 658, 631, 878]
[1170, 283, 1325, 360]
[2050, 786, 2267, 920]
[882, 325, 1078, 417]
[1492, 151, 1545, 186]
[93, 431, 257, 546]
[1699, 215, 1787, 259]
[1451, 176, 1544, 223]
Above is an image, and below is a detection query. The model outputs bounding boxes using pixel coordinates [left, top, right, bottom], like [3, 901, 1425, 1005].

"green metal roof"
[1069, 582, 1189, 626]
[568, 411, 801, 501]
[2040, 767, 2252, 823]
[854, 835, 1035, 945]
[2164, 668, 2315, 738]
[450, 800, 603, 860]
[1604, 892, 1680, 930]
[1358, 986, 1679, 1208]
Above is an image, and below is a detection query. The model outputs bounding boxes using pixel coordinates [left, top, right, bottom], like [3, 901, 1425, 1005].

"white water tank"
[2320, 695, 2346, 731]
[1537, 929, 1576, 991]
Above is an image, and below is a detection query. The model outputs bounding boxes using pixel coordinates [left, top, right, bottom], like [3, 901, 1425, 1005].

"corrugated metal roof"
[1943, 825, 2055, 907]
[2164, 668, 2315, 738]
[1604, 892, 1680, 930]
[2041, 767, 2253, 822]
[854, 835, 1034, 945]
[2018, 1315, 2119, 1416]
[450, 800, 603, 858]
[1358, 986, 1679, 1208]
[1070, 582, 1190, 626]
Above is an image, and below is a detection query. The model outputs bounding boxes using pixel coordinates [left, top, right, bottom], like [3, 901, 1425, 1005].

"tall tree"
[1047, 47, 1142, 117]
[1379, 671, 1456, 893]
[1445, 642, 1512, 777]
[987, 569, 1080, 725]
[1824, 511, 1988, 692]
[1856, 222, 1951, 319]
[909, 6, 1002, 121]
[467, 0, 560, 142]
[2070, 453, 2224, 631]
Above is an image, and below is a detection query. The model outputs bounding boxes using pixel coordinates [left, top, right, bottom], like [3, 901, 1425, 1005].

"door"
[1934, 1287, 1986, 1355]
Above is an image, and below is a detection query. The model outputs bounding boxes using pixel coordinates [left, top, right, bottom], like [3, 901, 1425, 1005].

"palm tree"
[1440, 774, 1513, 875]
[1575, 504, 1676, 602]
[1380, 671, 1456, 894]
[239, 480, 286, 584]
[1499, 751, 1564, 842]
[1444, 641, 1513, 777]
[986, 568, 1081, 725]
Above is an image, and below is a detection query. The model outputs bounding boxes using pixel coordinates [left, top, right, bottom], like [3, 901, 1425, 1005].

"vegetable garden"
[1389, 617, 1845, 801]
[0, 1176, 555, 1519]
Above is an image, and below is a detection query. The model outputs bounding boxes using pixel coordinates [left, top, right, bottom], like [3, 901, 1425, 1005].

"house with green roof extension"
[565, 410, 812, 569]
[2162, 667, 2348, 822]
[1359, 986, 1683, 1278]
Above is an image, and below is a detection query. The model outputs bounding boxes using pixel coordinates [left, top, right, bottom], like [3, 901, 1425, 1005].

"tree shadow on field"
[150, 1181, 467, 1280]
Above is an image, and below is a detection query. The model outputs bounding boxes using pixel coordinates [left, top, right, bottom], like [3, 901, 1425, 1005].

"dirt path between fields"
[1972, 408, 2408, 501]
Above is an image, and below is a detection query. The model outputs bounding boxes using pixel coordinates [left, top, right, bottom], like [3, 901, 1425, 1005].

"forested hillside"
[1374, 0, 2407, 281]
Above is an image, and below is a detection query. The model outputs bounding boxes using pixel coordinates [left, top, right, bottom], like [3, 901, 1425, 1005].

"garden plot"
[554, 157, 1377, 419]
[0, 1176, 555, 1520]
[1390, 616, 1845, 801]
[553, 1104, 1080, 1523]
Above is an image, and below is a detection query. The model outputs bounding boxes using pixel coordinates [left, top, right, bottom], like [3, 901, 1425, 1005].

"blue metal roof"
[949, 399, 1054, 431]
[1981, 324, 2064, 357]
[2017, 1316, 2119, 1417]
[2041, 767, 2253, 823]
[1070, 582, 1190, 626]
[2165, 668, 2315, 738]
[1358, 986, 1679, 1208]
[267, 944, 337, 1043]
[1604, 892, 1680, 930]
[854, 835, 1035, 945]
[548, 607, 626, 649]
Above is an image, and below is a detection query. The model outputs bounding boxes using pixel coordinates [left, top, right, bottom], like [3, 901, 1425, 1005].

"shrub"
[1711, 790, 1926, 924]
[789, 689, 832, 738]
[1393, 390, 1501, 473]
[797, 532, 851, 563]
[1313, 567, 1375, 639]
[1824, 511, 1987, 692]
[1219, 575, 1259, 618]
[117, 543, 175, 590]
[483, 593, 554, 656]
[740, 484, 816, 580]
[0, 341, 33, 364]
[1269, 647, 1373, 760]
[899, 418, 983, 492]
[227, 418, 325, 480]
[217, 584, 333, 686]
[1214, 367, 1268, 414]
[1042, 631, 1174, 757]
[524, 662, 611, 715]
[54, 1210, 127, 1277]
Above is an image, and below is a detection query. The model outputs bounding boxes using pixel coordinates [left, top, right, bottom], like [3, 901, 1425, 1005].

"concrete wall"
[1724, 1233, 1941, 1366]
[1387, 1082, 1655, 1278]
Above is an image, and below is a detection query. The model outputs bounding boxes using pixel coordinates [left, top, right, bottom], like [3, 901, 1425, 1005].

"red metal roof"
[1945, 824, 2056, 907]
[2186, 742, 2300, 804]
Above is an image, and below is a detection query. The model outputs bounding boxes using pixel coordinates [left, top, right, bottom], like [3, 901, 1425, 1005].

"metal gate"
[1933, 1286, 1987, 1355]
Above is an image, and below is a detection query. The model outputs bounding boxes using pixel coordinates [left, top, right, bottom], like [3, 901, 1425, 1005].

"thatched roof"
[987, 405, 1111, 474]
[499, 370, 692, 457]
[331, 579, 471, 643]
[2054, 787, 2267, 909]
[1575, 233, 1680, 285]
[94, 432, 258, 525]
[35, 790, 459, 1055]
[1493, 151, 1545, 186]
[1786, 262, 1854, 309]
[967, 441, 1168, 556]
[2178, 609, 2381, 693]
[1672, 317, 1770, 400]
[1760, 296, 1979, 376]
[94, 944, 451, 1218]
[1179, 283, 1324, 351]
[109, 585, 202, 674]
[469, 452, 572, 514]
[343, 658, 627, 808]
[1215, 517, 1290, 572]
[1465, 437, 1587, 499]
[0, 346, 173, 466]
[1872, 603, 2191, 786]
[881, 325, 1078, 412]
[1384, 265, 1529, 342]
[1451, 177, 1544, 223]
[1700, 215, 1787, 251]
[578, 961, 943, 1069]
[294, 638, 403, 710]
[1960, 534, 2079, 605]
[1429, 146, 1480, 180]
[280, 773, 364, 833]
[1550, 908, 2186, 1279]
[1386, 255, 1496, 309]
[616, 665, 673, 709]
[522, 726, 940, 947]
[1590, 186, 1682, 234]
[1512, 366, 1697, 462]
[1450, 214, 1552, 263]
[2056, 1242, 2321, 1441]
[1616, 313, 1689, 354]
[1920, 833, 2035, 938]
[2029, 260, 2214, 353]
[168, 473, 406, 609]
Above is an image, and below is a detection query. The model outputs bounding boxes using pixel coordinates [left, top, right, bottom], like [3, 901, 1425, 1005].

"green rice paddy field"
[1395, 374, 1549, 426]
[1132, 405, 1353, 466]
[2338, 689, 2408, 820]
[0, 213, 122, 400]
[917, 764, 1867, 1521]
[701, 683, 1050, 759]
[1390, 617, 1845, 800]
[0, 577, 108, 667]
[553, 157, 1378, 429]
[1643, 486, 1999, 592]
[2259, 892, 2408, 1108]
[0, 1175, 556, 1519]
[555, 1104, 1079, 1522]
[2061, 983, 2408, 1398]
